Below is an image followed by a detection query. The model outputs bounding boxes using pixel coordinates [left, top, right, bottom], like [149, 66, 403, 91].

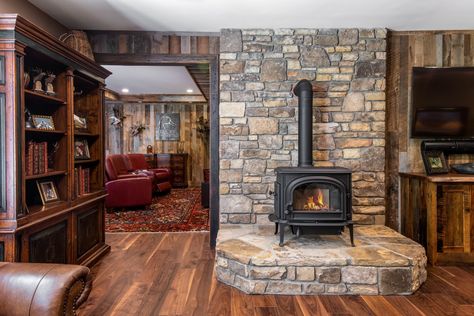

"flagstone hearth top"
[215, 225, 427, 295]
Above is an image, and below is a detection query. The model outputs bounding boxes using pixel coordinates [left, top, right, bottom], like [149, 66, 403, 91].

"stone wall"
[219, 28, 387, 225]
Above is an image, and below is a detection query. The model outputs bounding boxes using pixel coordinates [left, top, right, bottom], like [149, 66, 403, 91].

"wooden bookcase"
[400, 172, 474, 265]
[0, 15, 111, 265]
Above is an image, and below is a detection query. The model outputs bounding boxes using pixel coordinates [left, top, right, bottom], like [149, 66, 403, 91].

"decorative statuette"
[44, 72, 56, 95]
[32, 70, 46, 92]
[25, 108, 33, 128]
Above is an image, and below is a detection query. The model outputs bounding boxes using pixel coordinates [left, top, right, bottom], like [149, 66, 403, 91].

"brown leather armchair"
[0, 262, 92, 316]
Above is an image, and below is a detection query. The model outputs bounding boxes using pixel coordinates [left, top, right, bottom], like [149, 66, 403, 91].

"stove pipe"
[293, 79, 313, 167]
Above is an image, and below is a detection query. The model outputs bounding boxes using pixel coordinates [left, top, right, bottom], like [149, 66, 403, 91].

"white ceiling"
[103, 65, 201, 95]
[29, 0, 474, 31]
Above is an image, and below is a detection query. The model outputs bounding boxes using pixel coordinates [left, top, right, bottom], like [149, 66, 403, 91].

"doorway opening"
[98, 57, 219, 247]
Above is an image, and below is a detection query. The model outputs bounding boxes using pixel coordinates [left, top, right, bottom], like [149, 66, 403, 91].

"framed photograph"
[36, 180, 59, 204]
[74, 114, 88, 131]
[32, 115, 55, 130]
[74, 139, 90, 160]
[422, 150, 449, 175]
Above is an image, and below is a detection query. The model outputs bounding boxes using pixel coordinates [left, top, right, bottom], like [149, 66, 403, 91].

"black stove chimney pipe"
[293, 79, 313, 168]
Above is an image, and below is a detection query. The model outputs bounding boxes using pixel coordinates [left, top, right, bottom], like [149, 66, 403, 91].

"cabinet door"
[77, 207, 101, 259]
[28, 221, 68, 263]
[438, 185, 472, 253]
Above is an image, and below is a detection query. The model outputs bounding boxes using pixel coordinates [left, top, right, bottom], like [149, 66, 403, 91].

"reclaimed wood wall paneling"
[386, 30, 474, 229]
[106, 102, 209, 186]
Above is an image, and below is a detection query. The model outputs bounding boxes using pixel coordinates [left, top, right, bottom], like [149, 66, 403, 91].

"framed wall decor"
[74, 139, 90, 160]
[32, 115, 55, 130]
[422, 150, 449, 175]
[156, 113, 180, 141]
[36, 180, 60, 204]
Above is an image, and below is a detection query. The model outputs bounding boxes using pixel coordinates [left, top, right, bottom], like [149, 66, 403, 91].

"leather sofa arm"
[105, 177, 152, 208]
[0, 262, 92, 316]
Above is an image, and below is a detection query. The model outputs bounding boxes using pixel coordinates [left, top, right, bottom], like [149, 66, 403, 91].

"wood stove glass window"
[292, 182, 342, 212]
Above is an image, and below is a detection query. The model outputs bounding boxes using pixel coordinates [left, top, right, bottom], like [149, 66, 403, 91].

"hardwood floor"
[78, 232, 474, 316]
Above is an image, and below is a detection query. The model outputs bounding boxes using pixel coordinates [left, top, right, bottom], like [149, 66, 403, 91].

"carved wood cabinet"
[156, 153, 189, 188]
[400, 172, 474, 265]
[0, 15, 111, 265]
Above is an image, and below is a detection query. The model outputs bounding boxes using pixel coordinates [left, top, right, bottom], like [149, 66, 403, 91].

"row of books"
[74, 167, 91, 197]
[25, 141, 48, 176]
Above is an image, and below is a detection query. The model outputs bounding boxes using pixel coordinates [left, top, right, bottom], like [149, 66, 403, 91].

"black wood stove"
[269, 79, 354, 246]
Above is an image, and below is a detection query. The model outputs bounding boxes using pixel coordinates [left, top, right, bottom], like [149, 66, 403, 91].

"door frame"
[96, 54, 219, 248]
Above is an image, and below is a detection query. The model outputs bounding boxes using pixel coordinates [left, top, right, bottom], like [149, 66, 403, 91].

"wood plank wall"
[105, 101, 209, 186]
[87, 31, 220, 56]
[386, 30, 474, 229]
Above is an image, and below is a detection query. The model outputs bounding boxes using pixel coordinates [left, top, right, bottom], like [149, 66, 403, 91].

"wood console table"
[400, 172, 474, 265]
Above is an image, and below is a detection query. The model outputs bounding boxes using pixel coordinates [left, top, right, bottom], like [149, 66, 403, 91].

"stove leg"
[274, 223, 279, 235]
[296, 226, 301, 238]
[348, 223, 355, 247]
[290, 225, 295, 235]
[279, 223, 285, 246]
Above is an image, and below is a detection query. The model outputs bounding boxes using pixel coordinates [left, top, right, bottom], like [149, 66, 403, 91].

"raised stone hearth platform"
[215, 225, 427, 295]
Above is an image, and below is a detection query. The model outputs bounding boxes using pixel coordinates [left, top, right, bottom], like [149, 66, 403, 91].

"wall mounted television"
[411, 67, 474, 139]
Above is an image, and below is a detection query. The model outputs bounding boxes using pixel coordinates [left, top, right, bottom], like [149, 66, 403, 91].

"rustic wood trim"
[119, 94, 207, 103]
[94, 53, 216, 65]
[209, 56, 219, 249]
[185, 67, 207, 100]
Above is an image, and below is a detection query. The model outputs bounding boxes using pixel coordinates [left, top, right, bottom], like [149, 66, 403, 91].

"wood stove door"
[287, 177, 347, 221]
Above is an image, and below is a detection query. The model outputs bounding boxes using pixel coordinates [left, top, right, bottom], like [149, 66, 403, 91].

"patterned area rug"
[105, 187, 209, 232]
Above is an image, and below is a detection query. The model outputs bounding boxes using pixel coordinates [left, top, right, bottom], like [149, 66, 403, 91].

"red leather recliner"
[105, 155, 153, 208]
[125, 154, 172, 193]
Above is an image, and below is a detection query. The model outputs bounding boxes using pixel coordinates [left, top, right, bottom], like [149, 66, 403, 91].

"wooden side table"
[400, 172, 474, 265]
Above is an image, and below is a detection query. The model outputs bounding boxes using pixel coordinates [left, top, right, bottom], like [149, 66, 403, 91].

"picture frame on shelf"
[36, 180, 59, 204]
[74, 113, 88, 131]
[422, 150, 449, 175]
[74, 139, 90, 160]
[32, 115, 55, 130]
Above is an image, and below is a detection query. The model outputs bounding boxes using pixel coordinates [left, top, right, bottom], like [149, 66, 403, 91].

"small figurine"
[25, 109, 33, 128]
[44, 72, 56, 95]
[31, 70, 46, 92]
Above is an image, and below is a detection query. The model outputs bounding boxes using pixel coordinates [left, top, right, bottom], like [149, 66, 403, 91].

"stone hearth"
[215, 225, 427, 295]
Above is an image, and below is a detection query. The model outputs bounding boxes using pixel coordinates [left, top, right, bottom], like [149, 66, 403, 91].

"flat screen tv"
[411, 67, 474, 139]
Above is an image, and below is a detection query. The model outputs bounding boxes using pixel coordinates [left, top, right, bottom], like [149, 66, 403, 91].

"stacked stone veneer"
[216, 225, 427, 295]
[219, 28, 387, 225]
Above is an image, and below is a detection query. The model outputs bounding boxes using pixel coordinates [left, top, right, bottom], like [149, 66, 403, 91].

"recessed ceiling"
[103, 65, 201, 95]
[29, 0, 474, 31]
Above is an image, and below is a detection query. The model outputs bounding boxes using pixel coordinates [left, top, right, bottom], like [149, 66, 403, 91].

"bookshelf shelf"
[74, 159, 100, 165]
[25, 170, 67, 180]
[25, 128, 66, 135]
[74, 131, 99, 137]
[25, 89, 66, 104]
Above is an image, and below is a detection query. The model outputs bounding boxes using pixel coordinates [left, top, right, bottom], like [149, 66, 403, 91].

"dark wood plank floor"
[78, 232, 474, 316]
